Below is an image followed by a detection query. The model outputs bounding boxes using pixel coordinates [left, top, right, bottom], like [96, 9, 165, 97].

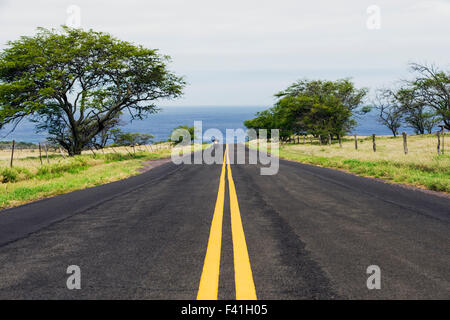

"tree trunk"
[67, 144, 83, 156]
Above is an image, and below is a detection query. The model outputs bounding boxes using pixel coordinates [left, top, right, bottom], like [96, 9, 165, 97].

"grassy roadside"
[249, 134, 450, 193]
[0, 144, 204, 210]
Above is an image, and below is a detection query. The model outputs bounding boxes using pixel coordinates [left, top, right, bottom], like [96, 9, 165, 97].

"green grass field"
[0, 144, 200, 209]
[251, 134, 450, 193]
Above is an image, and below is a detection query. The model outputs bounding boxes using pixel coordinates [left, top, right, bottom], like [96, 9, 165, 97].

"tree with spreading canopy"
[373, 63, 447, 135]
[0, 27, 185, 155]
[395, 87, 439, 134]
[401, 63, 449, 131]
[373, 89, 402, 137]
[245, 79, 368, 141]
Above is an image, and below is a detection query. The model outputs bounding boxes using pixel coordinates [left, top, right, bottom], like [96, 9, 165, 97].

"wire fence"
[0, 141, 174, 167]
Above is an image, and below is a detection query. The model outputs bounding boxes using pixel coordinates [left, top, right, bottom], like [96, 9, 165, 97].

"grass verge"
[0, 145, 198, 210]
[250, 134, 450, 193]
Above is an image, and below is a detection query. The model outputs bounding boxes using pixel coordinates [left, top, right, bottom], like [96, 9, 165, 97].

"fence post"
[437, 131, 441, 155]
[38, 143, 43, 165]
[89, 146, 96, 157]
[44, 143, 49, 163]
[442, 128, 445, 154]
[372, 134, 376, 152]
[318, 135, 322, 146]
[303, 136, 305, 144]
[402, 132, 408, 154]
[10, 140, 15, 168]
[328, 134, 331, 146]
[59, 146, 66, 159]
[354, 134, 358, 150]
[124, 146, 132, 156]
[338, 135, 342, 148]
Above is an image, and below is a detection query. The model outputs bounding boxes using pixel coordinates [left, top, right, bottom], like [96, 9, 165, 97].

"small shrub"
[101, 152, 148, 163]
[1, 168, 18, 183]
[36, 158, 90, 179]
[0, 167, 33, 183]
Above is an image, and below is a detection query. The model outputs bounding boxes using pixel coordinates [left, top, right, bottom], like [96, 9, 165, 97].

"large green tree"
[245, 79, 367, 140]
[276, 79, 368, 113]
[0, 27, 185, 155]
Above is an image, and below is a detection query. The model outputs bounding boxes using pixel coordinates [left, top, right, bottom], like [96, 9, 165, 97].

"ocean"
[0, 106, 417, 144]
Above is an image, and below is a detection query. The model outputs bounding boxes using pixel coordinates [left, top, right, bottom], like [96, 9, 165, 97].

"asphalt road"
[0, 144, 448, 299]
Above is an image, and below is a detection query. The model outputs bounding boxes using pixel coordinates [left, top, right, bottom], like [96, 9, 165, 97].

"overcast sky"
[0, 0, 449, 106]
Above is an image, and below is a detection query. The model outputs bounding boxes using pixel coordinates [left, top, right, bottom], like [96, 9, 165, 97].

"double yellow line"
[197, 145, 257, 300]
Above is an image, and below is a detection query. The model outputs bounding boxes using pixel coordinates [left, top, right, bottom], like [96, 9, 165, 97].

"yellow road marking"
[226, 146, 257, 300]
[197, 145, 228, 300]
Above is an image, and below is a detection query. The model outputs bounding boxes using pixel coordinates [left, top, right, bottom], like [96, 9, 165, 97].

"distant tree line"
[168, 125, 195, 145]
[0, 141, 37, 150]
[245, 63, 449, 140]
[91, 128, 154, 149]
